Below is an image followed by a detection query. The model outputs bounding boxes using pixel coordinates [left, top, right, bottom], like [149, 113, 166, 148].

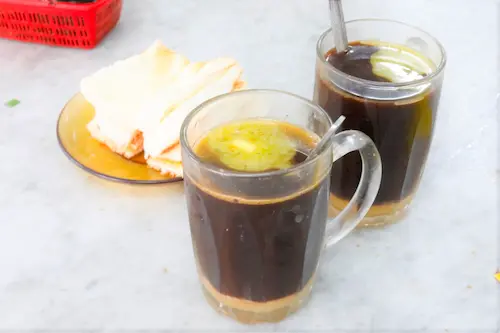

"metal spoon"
[329, 0, 349, 53]
[306, 116, 346, 161]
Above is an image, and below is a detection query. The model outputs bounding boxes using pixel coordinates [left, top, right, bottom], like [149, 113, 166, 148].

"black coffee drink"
[314, 41, 442, 213]
[185, 119, 329, 308]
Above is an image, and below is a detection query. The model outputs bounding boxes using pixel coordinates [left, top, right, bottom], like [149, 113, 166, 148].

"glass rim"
[316, 18, 447, 89]
[180, 89, 333, 179]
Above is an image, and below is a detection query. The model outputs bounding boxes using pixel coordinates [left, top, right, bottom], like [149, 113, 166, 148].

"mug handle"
[324, 130, 382, 247]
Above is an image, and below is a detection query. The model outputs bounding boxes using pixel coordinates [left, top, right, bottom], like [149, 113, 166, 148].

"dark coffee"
[314, 41, 441, 207]
[185, 120, 328, 303]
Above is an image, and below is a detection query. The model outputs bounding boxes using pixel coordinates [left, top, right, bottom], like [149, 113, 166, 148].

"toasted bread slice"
[145, 78, 246, 178]
[147, 144, 183, 177]
[81, 41, 189, 157]
[143, 59, 245, 159]
[87, 118, 144, 159]
[80, 40, 246, 178]
[148, 160, 184, 178]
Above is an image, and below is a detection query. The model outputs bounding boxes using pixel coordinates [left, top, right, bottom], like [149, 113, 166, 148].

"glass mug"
[180, 90, 382, 324]
[313, 19, 446, 227]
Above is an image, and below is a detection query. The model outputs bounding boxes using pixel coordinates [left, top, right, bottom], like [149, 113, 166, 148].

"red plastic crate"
[0, 0, 122, 49]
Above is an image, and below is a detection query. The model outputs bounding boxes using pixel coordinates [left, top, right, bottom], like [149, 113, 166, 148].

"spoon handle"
[329, 0, 349, 52]
[306, 116, 346, 161]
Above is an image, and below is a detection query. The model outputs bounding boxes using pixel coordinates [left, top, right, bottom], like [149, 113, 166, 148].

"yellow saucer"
[56, 93, 182, 184]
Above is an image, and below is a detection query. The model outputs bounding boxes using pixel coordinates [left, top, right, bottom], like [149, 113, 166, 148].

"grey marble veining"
[0, 0, 498, 331]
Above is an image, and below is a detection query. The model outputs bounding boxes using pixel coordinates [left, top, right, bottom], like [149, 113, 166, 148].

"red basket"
[0, 0, 122, 49]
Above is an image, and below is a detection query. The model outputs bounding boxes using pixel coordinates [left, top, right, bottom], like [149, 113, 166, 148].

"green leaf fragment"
[5, 99, 20, 108]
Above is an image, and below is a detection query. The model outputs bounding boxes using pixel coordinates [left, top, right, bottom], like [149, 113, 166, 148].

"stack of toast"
[80, 41, 246, 178]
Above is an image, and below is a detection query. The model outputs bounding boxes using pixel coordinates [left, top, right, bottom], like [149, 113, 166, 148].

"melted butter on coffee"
[195, 119, 314, 172]
[327, 41, 435, 84]
[370, 43, 435, 83]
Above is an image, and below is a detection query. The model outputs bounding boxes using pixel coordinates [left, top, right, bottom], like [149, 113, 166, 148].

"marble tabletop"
[0, 0, 498, 331]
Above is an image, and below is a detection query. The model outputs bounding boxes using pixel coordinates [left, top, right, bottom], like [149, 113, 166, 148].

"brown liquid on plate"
[185, 120, 328, 317]
[314, 41, 441, 209]
[57, 94, 176, 183]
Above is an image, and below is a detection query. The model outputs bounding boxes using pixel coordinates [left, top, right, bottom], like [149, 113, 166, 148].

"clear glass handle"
[325, 130, 382, 247]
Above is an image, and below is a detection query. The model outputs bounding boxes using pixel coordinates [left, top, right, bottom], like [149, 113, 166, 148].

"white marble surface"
[0, 0, 498, 331]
